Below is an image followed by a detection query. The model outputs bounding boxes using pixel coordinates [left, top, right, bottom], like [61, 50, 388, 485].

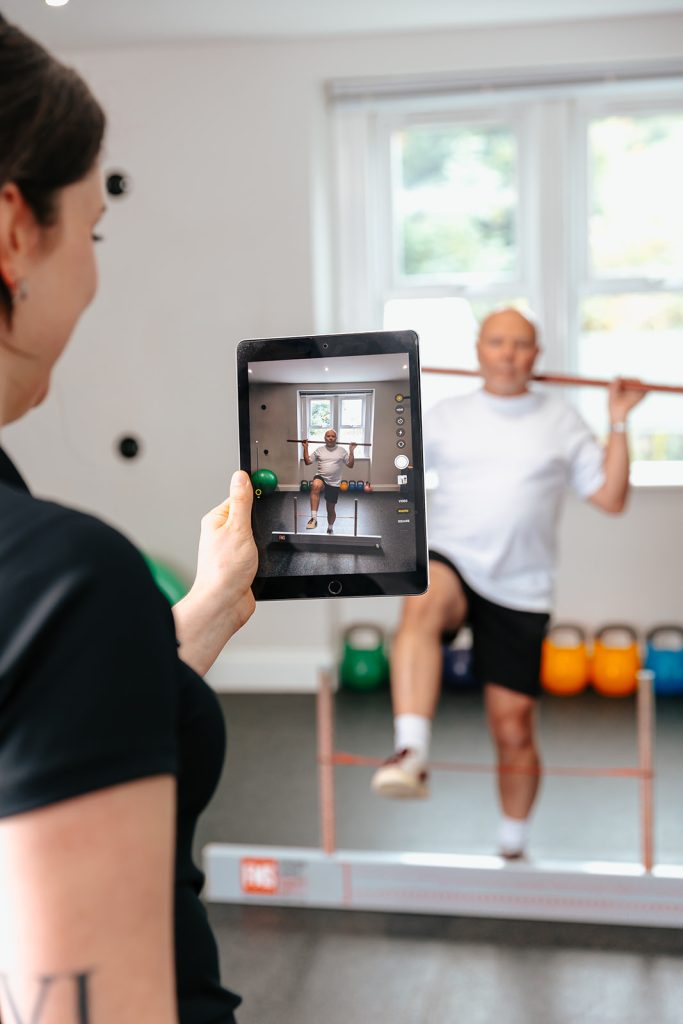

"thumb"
[204, 471, 253, 532]
[226, 470, 253, 528]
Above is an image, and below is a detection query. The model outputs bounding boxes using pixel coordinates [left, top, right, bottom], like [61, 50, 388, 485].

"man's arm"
[302, 440, 313, 467]
[345, 443, 356, 469]
[588, 379, 645, 515]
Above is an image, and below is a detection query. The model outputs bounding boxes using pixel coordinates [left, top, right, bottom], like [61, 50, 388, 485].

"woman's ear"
[0, 182, 39, 290]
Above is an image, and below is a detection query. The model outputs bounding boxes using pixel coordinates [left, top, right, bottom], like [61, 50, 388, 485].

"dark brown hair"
[0, 13, 106, 322]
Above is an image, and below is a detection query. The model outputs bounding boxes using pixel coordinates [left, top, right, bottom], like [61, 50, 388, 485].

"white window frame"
[574, 91, 683, 300]
[332, 73, 683, 485]
[299, 390, 374, 447]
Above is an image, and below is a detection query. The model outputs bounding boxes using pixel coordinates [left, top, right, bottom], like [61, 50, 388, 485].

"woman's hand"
[172, 471, 258, 676]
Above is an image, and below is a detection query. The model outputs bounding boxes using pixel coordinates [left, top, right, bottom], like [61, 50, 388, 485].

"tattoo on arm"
[0, 970, 92, 1024]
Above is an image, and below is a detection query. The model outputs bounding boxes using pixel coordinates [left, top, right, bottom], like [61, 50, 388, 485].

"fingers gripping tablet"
[236, 331, 428, 600]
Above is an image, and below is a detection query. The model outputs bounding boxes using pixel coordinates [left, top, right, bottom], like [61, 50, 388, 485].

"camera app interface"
[248, 352, 417, 578]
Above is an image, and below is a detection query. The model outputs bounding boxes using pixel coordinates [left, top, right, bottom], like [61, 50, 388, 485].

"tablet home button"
[328, 580, 343, 596]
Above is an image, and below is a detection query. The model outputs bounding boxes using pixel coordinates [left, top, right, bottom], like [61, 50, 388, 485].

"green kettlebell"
[340, 624, 389, 691]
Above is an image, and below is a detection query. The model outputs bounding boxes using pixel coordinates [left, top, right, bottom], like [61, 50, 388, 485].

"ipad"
[236, 331, 428, 601]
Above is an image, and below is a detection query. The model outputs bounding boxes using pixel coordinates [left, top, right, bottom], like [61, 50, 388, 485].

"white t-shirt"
[424, 389, 605, 612]
[312, 445, 351, 486]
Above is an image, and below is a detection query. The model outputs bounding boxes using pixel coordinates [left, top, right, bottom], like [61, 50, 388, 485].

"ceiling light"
[46, 0, 70, 6]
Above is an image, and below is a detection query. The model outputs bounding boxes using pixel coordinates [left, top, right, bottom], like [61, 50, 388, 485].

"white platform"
[204, 844, 683, 929]
[206, 648, 334, 693]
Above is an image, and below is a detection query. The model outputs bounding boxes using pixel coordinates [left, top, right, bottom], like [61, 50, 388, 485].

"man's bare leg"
[326, 500, 336, 533]
[372, 561, 468, 798]
[307, 479, 324, 527]
[485, 683, 540, 857]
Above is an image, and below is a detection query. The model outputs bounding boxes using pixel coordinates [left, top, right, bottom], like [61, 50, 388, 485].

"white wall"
[4, 13, 683, 689]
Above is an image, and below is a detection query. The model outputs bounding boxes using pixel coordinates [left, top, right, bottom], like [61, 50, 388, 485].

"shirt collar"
[0, 448, 30, 493]
[477, 387, 542, 416]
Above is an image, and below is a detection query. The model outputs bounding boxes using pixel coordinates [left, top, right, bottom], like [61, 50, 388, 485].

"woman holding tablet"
[0, 15, 256, 1024]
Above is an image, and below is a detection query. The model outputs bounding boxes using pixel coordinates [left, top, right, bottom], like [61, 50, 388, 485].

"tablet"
[236, 331, 428, 601]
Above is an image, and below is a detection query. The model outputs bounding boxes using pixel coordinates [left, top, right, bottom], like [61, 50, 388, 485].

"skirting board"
[206, 647, 334, 693]
[204, 844, 683, 929]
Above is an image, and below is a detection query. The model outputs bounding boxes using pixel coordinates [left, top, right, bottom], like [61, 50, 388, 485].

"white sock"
[394, 714, 431, 762]
[498, 814, 530, 854]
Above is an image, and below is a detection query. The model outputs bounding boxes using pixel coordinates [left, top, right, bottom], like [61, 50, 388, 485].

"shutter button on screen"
[328, 580, 343, 596]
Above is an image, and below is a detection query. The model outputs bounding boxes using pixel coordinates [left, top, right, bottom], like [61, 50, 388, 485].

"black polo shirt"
[0, 449, 240, 1023]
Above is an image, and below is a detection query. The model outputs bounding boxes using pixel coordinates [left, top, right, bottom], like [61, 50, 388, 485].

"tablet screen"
[237, 331, 428, 600]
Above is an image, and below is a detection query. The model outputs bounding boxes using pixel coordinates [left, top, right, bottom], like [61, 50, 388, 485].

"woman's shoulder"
[0, 488, 151, 594]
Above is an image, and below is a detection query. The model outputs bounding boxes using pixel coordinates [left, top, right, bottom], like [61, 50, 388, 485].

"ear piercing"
[12, 278, 28, 305]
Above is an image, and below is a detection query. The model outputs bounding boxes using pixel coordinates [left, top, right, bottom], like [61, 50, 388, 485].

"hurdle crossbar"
[203, 669, 677, 927]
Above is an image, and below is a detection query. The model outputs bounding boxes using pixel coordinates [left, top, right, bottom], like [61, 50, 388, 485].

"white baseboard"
[207, 646, 335, 693]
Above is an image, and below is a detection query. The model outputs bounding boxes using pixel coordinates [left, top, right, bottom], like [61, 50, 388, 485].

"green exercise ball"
[143, 555, 189, 605]
[251, 468, 278, 496]
[340, 624, 389, 692]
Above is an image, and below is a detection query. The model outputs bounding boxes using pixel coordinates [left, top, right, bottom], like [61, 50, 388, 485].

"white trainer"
[306, 517, 317, 529]
[371, 748, 429, 799]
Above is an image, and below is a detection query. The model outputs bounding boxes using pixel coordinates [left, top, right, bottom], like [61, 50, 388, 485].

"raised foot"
[371, 748, 429, 799]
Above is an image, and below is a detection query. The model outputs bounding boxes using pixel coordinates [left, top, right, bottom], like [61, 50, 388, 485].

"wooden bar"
[317, 669, 337, 855]
[287, 439, 373, 445]
[422, 367, 683, 395]
[637, 669, 656, 873]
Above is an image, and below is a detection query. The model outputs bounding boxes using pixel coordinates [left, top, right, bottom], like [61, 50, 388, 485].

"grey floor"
[254, 491, 415, 575]
[196, 689, 683, 1024]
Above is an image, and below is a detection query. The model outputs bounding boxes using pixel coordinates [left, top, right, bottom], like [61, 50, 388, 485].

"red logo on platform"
[240, 857, 280, 894]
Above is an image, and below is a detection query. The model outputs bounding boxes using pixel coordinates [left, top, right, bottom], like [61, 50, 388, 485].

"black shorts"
[313, 475, 340, 505]
[430, 550, 550, 699]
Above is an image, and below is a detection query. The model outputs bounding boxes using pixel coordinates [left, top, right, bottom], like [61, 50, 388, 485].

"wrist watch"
[610, 421, 627, 433]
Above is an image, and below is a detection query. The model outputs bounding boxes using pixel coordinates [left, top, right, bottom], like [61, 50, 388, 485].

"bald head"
[478, 308, 537, 347]
[476, 307, 540, 397]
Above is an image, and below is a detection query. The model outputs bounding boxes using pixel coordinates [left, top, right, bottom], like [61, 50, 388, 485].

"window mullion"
[534, 98, 575, 373]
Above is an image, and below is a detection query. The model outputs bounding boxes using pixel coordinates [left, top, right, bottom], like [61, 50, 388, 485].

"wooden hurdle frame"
[204, 668, 683, 928]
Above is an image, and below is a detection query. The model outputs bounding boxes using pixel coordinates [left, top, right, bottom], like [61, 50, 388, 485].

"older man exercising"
[302, 430, 356, 534]
[372, 307, 644, 858]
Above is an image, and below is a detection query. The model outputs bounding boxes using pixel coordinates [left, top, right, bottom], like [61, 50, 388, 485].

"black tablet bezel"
[237, 330, 428, 601]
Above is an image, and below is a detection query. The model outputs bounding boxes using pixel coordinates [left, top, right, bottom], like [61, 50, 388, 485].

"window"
[576, 107, 683, 483]
[299, 391, 374, 447]
[393, 121, 520, 283]
[333, 75, 683, 482]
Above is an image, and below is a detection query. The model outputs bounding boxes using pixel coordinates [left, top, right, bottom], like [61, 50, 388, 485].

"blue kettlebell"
[645, 625, 683, 696]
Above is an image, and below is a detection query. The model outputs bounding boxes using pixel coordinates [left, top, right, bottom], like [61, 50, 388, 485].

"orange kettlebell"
[541, 623, 590, 697]
[591, 624, 640, 697]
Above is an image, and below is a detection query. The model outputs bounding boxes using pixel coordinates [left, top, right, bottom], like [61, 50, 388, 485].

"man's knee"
[399, 594, 451, 638]
[311, 479, 324, 493]
[490, 707, 536, 756]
